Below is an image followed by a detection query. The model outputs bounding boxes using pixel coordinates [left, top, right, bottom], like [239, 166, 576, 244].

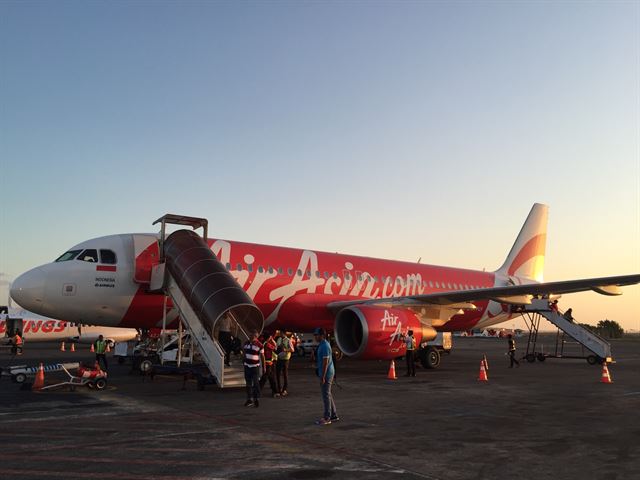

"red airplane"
[10, 204, 639, 367]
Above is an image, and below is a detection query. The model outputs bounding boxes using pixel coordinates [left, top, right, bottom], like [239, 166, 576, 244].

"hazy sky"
[1, 1, 638, 330]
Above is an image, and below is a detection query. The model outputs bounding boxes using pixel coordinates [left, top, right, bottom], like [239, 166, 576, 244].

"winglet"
[496, 204, 549, 282]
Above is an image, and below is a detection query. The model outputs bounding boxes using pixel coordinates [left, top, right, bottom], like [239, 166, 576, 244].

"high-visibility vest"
[95, 340, 107, 354]
[14, 334, 23, 346]
[508, 339, 516, 352]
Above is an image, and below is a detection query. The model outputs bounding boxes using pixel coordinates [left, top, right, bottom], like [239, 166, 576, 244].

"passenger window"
[225, 263, 231, 270]
[278, 267, 283, 275]
[268, 266, 274, 274]
[99, 250, 117, 264]
[247, 264, 253, 272]
[258, 266, 264, 273]
[315, 271, 321, 278]
[297, 269, 302, 276]
[332, 272, 337, 279]
[237, 263, 243, 272]
[78, 249, 99, 263]
[55, 250, 82, 262]
[324, 272, 329, 279]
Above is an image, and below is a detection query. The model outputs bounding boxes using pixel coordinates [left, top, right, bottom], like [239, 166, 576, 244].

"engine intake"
[334, 306, 436, 360]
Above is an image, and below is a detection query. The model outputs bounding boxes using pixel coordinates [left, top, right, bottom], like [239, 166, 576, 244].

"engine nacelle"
[334, 306, 437, 360]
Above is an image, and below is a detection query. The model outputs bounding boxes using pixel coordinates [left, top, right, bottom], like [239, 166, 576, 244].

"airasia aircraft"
[9, 204, 640, 363]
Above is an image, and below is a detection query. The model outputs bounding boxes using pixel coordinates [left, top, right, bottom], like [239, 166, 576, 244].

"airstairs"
[523, 298, 612, 363]
[149, 215, 264, 388]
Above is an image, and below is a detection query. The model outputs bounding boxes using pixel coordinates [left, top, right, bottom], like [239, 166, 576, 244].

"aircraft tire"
[420, 347, 441, 369]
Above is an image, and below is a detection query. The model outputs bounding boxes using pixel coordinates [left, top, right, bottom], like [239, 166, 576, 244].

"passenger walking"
[243, 330, 264, 407]
[314, 328, 338, 425]
[94, 335, 108, 371]
[507, 334, 519, 368]
[549, 299, 559, 313]
[260, 331, 279, 397]
[402, 330, 416, 377]
[563, 308, 574, 323]
[276, 331, 293, 396]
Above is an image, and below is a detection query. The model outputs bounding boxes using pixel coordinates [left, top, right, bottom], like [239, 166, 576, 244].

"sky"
[1, 1, 638, 331]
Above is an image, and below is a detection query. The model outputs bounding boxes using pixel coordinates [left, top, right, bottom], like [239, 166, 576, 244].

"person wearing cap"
[313, 327, 338, 425]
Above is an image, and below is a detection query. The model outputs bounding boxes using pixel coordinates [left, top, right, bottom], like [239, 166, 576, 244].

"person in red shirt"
[259, 332, 279, 398]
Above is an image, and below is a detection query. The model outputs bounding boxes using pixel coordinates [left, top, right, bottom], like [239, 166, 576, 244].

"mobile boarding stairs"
[522, 298, 612, 365]
[148, 215, 264, 388]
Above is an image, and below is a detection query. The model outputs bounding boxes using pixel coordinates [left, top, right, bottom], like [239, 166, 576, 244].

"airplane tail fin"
[496, 203, 548, 282]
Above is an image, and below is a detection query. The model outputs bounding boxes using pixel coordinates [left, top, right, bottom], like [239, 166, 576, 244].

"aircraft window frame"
[55, 250, 82, 262]
[99, 249, 117, 265]
[77, 249, 99, 263]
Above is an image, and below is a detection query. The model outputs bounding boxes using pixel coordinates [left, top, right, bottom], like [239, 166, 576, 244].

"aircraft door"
[5, 317, 23, 337]
[133, 235, 160, 284]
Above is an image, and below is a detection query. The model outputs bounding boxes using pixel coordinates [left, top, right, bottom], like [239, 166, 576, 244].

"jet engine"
[334, 306, 437, 360]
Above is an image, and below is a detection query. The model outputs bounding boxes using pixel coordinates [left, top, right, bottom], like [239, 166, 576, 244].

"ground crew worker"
[12, 330, 23, 356]
[507, 334, 519, 368]
[402, 330, 416, 377]
[243, 330, 264, 408]
[94, 335, 109, 371]
[314, 327, 338, 425]
[276, 331, 293, 396]
[259, 331, 279, 397]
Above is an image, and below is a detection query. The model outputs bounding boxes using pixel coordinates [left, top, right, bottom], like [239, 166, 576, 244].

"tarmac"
[1, 335, 639, 480]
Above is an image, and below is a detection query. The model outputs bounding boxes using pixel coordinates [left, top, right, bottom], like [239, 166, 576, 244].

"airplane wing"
[327, 274, 640, 311]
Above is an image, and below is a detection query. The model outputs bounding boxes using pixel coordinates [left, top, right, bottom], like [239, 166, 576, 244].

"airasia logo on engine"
[380, 310, 403, 346]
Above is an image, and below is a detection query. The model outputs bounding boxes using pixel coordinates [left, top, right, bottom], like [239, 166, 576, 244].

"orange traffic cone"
[32, 363, 45, 391]
[70, 343, 76, 352]
[478, 359, 488, 382]
[60, 341, 66, 352]
[90, 343, 95, 353]
[387, 360, 397, 380]
[601, 363, 613, 383]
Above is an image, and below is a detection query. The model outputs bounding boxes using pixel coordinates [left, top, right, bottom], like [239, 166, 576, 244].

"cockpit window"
[77, 249, 99, 263]
[100, 249, 117, 264]
[55, 250, 82, 262]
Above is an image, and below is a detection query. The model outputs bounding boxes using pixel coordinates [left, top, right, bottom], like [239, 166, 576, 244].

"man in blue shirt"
[314, 327, 338, 425]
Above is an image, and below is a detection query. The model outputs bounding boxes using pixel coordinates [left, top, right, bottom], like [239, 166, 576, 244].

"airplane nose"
[10, 267, 46, 310]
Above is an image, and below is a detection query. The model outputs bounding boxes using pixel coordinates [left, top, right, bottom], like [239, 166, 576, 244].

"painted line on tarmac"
[622, 391, 640, 396]
[0, 468, 219, 480]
